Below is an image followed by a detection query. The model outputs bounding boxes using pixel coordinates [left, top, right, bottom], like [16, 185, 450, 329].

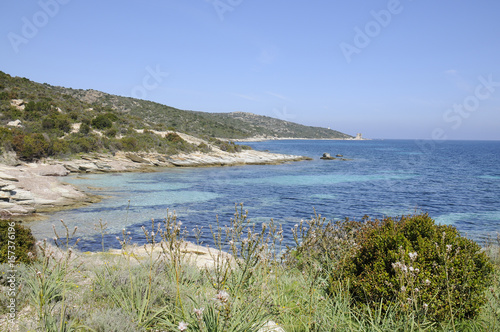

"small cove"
[28, 139, 500, 251]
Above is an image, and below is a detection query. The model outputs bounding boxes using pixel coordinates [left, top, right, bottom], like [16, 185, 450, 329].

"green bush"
[12, 133, 51, 161]
[79, 122, 91, 134]
[0, 220, 37, 264]
[91, 114, 113, 129]
[105, 127, 118, 138]
[23, 101, 52, 121]
[197, 142, 211, 153]
[120, 136, 138, 151]
[165, 132, 183, 143]
[343, 214, 494, 322]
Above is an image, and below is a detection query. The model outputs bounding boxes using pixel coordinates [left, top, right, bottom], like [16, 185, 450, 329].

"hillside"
[54, 86, 352, 139]
[0, 70, 352, 161]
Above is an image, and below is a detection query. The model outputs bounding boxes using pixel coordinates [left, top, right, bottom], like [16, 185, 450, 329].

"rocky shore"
[0, 149, 309, 218]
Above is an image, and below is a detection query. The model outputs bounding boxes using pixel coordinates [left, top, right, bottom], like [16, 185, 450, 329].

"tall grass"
[2, 206, 499, 331]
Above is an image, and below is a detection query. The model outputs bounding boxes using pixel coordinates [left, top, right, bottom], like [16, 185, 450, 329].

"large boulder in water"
[320, 153, 335, 160]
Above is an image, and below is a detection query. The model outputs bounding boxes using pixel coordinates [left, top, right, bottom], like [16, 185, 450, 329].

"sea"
[27, 139, 500, 251]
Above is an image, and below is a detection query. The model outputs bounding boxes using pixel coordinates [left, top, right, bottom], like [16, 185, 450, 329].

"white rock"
[7, 119, 23, 127]
[0, 172, 18, 181]
[28, 164, 70, 176]
[78, 163, 99, 171]
[0, 191, 11, 200]
[0, 201, 15, 209]
[10, 190, 34, 201]
[1, 184, 16, 191]
[10, 99, 25, 110]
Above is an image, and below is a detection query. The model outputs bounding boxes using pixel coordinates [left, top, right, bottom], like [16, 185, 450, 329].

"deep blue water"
[28, 139, 500, 251]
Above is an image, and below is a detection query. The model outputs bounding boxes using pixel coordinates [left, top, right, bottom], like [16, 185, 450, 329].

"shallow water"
[28, 139, 500, 251]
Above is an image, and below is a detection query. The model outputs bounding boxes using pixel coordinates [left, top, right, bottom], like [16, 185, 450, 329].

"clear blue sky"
[1, 0, 499, 140]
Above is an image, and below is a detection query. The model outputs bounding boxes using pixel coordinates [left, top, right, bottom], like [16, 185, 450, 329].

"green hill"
[0, 70, 352, 161]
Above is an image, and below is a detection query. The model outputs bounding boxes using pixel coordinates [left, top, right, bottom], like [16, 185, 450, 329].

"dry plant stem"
[159, 211, 186, 318]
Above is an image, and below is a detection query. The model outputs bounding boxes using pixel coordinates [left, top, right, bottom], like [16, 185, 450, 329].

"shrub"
[105, 127, 117, 138]
[79, 122, 91, 134]
[0, 220, 37, 264]
[12, 133, 51, 161]
[120, 136, 138, 151]
[23, 101, 52, 121]
[67, 134, 99, 154]
[197, 142, 212, 153]
[91, 114, 113, 129]
[165, 132, 183, 143]
[343, 214, 494, 322]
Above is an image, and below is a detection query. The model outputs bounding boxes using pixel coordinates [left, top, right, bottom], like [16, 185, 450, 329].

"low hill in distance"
[55, 85, 352, 140]
[0, 70, 353, 162]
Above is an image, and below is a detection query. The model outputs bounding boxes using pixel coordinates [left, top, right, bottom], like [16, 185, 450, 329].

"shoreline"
[0, 149, 311, 219]
[231, 136, 369, 142]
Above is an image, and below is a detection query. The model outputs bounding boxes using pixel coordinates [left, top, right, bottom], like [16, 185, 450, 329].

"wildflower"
[423, 303, 428, 310]
[446, 244, 452, 252]
[401, 286, 406, 292]
[409, 252, 418, 261]
[194, 307, 204, 318]
[414, 288, 419, 293]
[178, 321, 188, 331]
[215, 290, 230, 303]
[409, 266, 414, 273]
[414, 268, 420, 273]
[228, 240, 234, 246]
[424, 279, 431, 286]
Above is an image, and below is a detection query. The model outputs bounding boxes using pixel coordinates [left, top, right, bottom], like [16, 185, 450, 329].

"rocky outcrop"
[0, 164, 99, 218]
[320, 153, 335, 160]
[166, 150, 308, 167]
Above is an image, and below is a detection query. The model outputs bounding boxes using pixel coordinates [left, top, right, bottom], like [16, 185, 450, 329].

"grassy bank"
[1, 207, 499, 331]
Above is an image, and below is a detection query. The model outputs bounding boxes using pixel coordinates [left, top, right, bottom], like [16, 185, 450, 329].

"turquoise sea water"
[28, 139, 500, 250]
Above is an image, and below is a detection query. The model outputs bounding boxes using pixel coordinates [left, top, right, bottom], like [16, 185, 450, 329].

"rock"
[320, 153, 335, 160]
[8, 204, 35, 214]
[10, 99, 25, 110]
[1, 184, 16, 191]
[0, 172, 19, 182]
[28, 164, 70, 176]
[7, 119, 23, 127]
[125, 153, 150, 164]
[78, 163, 99, 172]
[336, 154, 343, 157]
[0, 191, 11, 201]
[0, 201, 15, 209]
[63, 163, 80, 173]
[95, 162, 112, 170]
[10, 189, 34, 201]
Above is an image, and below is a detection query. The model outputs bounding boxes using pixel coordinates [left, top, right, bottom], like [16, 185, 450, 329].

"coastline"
[231, 136, 369, 142]
[0, 148, 310, 219]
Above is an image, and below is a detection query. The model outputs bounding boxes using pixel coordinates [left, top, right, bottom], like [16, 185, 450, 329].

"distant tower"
[355, 133, 363, 140]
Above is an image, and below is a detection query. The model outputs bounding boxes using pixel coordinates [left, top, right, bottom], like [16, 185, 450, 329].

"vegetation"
[0, 219, 37, 265]
[0, 71, 352, 161]
[1, 209, 499, 331]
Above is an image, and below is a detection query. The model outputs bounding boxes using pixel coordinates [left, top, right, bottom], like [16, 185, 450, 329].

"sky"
[1, 0, 499, 140]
